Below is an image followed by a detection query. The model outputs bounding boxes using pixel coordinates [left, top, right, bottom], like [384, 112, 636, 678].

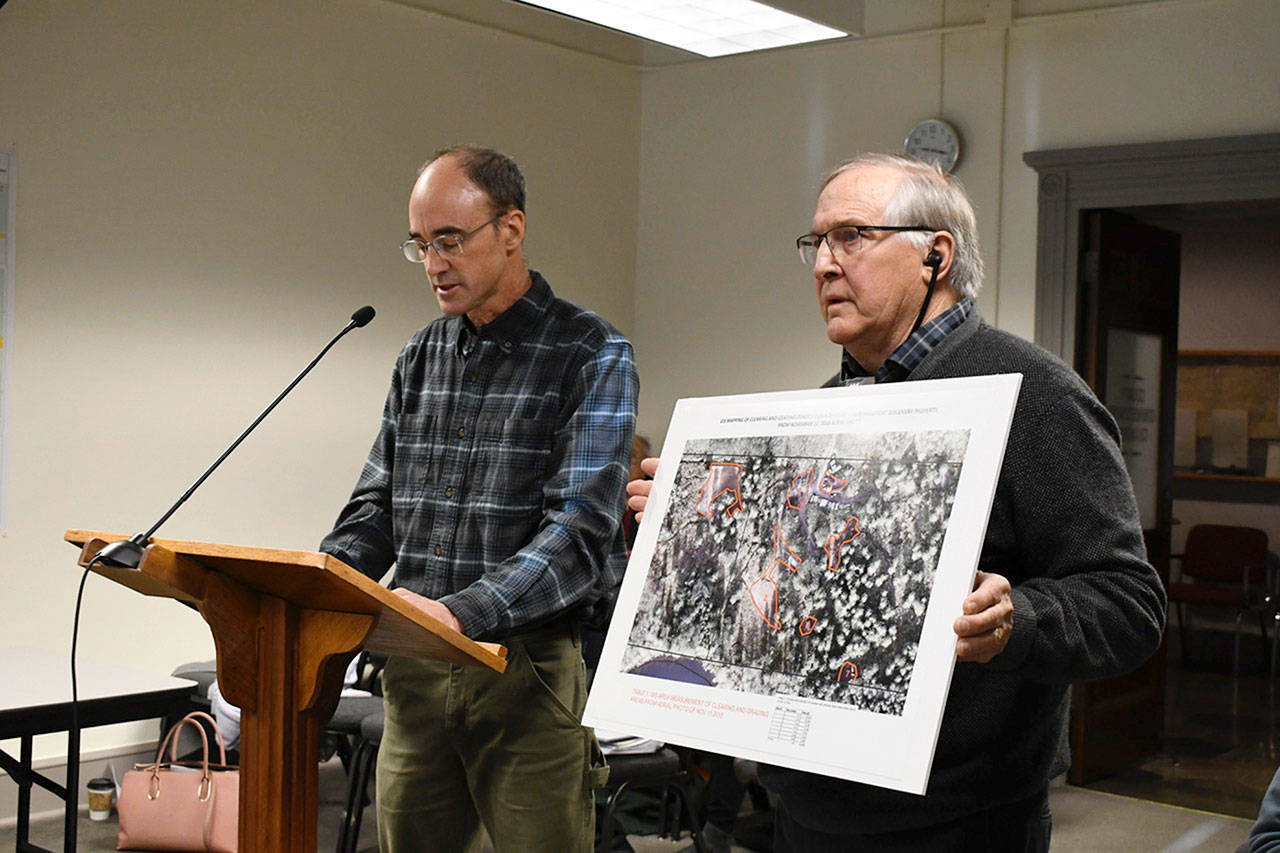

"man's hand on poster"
[952, 571, 1013, 663]
[394, 588, 465, 635]
[626, 456, 660, 521]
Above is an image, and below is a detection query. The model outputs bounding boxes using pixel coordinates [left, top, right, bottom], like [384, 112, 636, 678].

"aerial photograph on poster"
[621, 429, 969, 716]
[584, 376, 1020, 793]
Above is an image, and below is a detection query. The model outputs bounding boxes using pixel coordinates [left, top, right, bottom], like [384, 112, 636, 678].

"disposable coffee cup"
[86, 777, 114, 821]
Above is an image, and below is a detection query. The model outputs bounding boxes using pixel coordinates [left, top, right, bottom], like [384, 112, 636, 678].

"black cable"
[908, 261, 942, 338]
[69, 564, 93, 792]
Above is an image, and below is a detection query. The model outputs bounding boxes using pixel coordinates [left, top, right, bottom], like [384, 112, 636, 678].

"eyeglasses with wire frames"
[795, 225, 937, 268]
[401, 214, 504, 263]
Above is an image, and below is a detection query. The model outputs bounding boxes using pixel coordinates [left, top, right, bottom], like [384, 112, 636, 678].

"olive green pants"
[376, 622, 607, 853]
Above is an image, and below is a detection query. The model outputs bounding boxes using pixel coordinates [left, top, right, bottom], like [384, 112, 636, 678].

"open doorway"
[1077, 200, 1280, 818]
[1026, 135, 1280, 819]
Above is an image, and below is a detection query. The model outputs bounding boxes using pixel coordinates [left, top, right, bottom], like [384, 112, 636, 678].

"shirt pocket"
[473, 417, 556, 517]
[391, 412, 436, 503]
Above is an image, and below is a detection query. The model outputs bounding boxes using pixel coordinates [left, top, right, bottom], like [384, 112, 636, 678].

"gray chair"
[327, 652, 386, 853]
[336, 708, 384, 853]
[596, 746, 705, 853]
[165, 660, 219, 758]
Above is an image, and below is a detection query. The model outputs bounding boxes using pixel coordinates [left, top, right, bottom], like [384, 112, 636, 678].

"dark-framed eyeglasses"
[401, 214, 504, 263]
[795, 225, 936, 268]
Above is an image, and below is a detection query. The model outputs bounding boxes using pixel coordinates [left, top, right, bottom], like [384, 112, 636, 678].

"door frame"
[1023, 133, 1280, 362]
[1024, 133, 1280, 781]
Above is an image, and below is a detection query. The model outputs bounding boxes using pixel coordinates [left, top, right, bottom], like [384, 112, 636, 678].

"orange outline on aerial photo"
[823, 515, 862, 572]
[836, 661, 860, 683]
[772, 525, 802, 574]
[798, 615, 818, 636]
[786, 468, 814, 510]
[696, 461, 745, 518]
[747, 573, 782, 630]
[818, 470, 850, 495]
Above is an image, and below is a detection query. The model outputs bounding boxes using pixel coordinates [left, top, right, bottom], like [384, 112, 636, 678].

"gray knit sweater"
[758, 311, 1166, 834]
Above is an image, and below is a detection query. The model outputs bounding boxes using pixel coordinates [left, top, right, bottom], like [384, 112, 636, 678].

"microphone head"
[351, 305, 376, 328]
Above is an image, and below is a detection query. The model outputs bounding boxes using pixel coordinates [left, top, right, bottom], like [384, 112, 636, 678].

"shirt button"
[444, 487, 454, 498]
[502, 341, 513, 351]
[434, 545, 442, 556]
[457, 427, 466, 438]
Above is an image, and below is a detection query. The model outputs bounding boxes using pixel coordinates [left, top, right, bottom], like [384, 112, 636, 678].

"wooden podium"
[65, 530, 507, 853]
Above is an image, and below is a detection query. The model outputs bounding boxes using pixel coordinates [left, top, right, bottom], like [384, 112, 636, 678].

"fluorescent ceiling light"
[515, 1, 847, 57]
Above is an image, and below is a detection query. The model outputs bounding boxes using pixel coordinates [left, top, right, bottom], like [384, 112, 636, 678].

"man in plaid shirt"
[321, 146, 637, 852]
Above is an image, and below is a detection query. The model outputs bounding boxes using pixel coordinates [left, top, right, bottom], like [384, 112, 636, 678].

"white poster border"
[585, 373, 1022, 795]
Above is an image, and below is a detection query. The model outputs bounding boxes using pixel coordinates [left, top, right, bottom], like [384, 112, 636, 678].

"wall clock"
[904, 119, 961, 172]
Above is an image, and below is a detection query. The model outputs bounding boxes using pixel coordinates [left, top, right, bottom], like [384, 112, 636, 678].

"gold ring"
[993, 625, 1006, 642]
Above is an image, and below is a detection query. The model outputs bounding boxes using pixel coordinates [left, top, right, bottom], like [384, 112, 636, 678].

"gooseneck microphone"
[91, 305, 377, 569]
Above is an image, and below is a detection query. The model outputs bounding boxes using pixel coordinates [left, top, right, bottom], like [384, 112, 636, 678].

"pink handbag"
[117, 710, 239, 852]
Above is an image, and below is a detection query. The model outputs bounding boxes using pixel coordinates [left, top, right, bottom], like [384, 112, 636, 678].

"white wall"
[1179, 217, 1280, 352]
[0, 0, 639, 760]
[633, 25, 1006, 442]
[634, 0, 1280, 443]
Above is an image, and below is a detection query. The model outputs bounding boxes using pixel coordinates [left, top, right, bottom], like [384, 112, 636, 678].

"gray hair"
[821, 153, 984, 301]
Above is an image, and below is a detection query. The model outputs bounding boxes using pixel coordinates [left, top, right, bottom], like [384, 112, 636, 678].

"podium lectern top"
[65, 529, 507, 671]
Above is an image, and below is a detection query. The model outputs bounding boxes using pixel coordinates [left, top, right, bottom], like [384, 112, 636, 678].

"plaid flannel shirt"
[320, 271, 637, 640]
[840, 299, 973, 384]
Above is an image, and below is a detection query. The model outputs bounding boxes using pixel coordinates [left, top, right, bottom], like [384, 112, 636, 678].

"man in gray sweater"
[627, 153, 1165, 851]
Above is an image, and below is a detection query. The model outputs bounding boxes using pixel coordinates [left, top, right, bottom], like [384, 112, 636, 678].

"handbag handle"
[147, 713, 211, 801]
[166, 710, 230, 766]
[148, 710, 232, 802]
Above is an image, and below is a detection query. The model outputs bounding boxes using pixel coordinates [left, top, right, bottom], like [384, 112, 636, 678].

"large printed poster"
[584, 375, 1021, 794]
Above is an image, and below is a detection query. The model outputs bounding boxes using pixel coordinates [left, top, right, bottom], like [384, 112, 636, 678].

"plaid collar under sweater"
[840, 299, 974, 385]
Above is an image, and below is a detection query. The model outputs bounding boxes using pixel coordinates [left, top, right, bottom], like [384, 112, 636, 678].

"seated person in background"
[627, 153, 1165, 852]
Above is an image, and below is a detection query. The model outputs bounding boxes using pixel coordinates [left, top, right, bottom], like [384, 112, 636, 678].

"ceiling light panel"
[516, 1, 847, 57]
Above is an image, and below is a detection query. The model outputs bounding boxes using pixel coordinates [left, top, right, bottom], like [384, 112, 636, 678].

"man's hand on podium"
[394, 588, 464, 636]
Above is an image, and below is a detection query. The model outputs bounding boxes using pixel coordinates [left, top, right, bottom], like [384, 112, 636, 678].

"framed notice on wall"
[584, 374, 1021, 795]
[1176, 350, 1280, 481]
[1104, 329, 1162, 529]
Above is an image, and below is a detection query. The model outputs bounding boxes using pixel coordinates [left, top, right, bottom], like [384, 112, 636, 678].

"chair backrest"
[354, 651, 388, 696]
[1180, 524, 1269, 583]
